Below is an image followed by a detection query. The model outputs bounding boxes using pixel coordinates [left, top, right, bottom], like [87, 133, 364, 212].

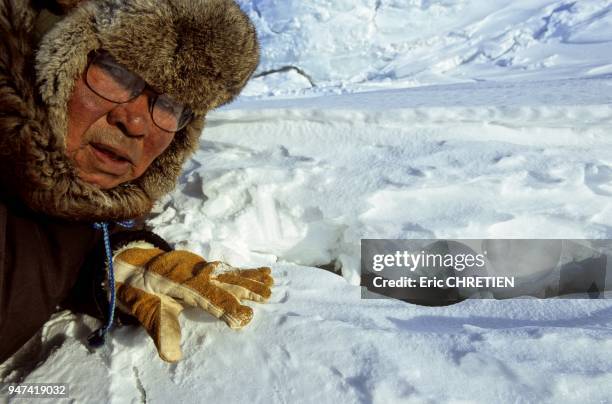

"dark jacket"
[0, 195, 98, 363]
[0, 191, 172, 363]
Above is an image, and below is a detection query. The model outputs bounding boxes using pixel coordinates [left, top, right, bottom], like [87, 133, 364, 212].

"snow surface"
[5, 267, 612, 403]
[238, 0, 612, 96]
[150, 77, 612, 285]
[3, 1, 612, 403]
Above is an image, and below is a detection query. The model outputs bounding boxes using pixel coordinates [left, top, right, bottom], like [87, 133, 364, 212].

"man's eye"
[156, 98, 176, 113]
[99, 61, 140, 86]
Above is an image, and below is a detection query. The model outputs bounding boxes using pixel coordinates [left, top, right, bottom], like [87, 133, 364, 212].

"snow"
[3, 0, 612, 402]
[238, 0, 612, 96]
[7, 266, 612, 403]
[149, 77, 612, 284]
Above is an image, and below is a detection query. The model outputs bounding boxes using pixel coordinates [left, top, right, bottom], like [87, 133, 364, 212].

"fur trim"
[96, 0, 259, 113]
[0, 0, 259, 221]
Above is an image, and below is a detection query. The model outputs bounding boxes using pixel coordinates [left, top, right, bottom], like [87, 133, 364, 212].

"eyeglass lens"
[86, 52, 192, 132]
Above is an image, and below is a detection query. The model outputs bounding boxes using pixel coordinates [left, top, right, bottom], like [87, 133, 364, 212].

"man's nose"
[106, 93, 150, 137]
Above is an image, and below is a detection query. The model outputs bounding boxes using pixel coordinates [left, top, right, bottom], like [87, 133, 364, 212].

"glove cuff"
[92, 231, 173, 327]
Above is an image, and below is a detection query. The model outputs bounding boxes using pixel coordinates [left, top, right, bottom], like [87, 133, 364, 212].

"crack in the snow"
[253, 65, 317, 87]
[371, 0, 383, 30]
[133, 366, 147, 404]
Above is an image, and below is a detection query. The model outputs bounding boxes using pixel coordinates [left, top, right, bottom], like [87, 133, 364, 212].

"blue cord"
[116, 219, 136, 228]
[87, 220, 135, 347]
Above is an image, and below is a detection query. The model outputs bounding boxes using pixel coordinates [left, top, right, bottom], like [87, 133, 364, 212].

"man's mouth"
[88, 142, 135, 176]
[90, 143, 133, 164]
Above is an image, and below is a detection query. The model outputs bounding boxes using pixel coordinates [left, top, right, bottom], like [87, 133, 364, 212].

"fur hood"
[0, 0, 258, 221]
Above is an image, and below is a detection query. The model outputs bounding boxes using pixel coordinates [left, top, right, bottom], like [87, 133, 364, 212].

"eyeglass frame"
[83, 50, 194, 133]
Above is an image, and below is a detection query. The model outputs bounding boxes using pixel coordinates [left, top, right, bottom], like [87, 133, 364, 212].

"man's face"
[65, 75, 176, 189]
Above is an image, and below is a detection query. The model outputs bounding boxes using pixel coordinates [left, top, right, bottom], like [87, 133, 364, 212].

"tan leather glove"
[112, 242, 273, 362]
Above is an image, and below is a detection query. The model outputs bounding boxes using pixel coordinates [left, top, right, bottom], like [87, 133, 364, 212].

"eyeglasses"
[85, 51, 193, 132]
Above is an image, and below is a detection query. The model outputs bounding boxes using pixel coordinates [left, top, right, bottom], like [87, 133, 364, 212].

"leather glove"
[111, 242, 273, 362]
